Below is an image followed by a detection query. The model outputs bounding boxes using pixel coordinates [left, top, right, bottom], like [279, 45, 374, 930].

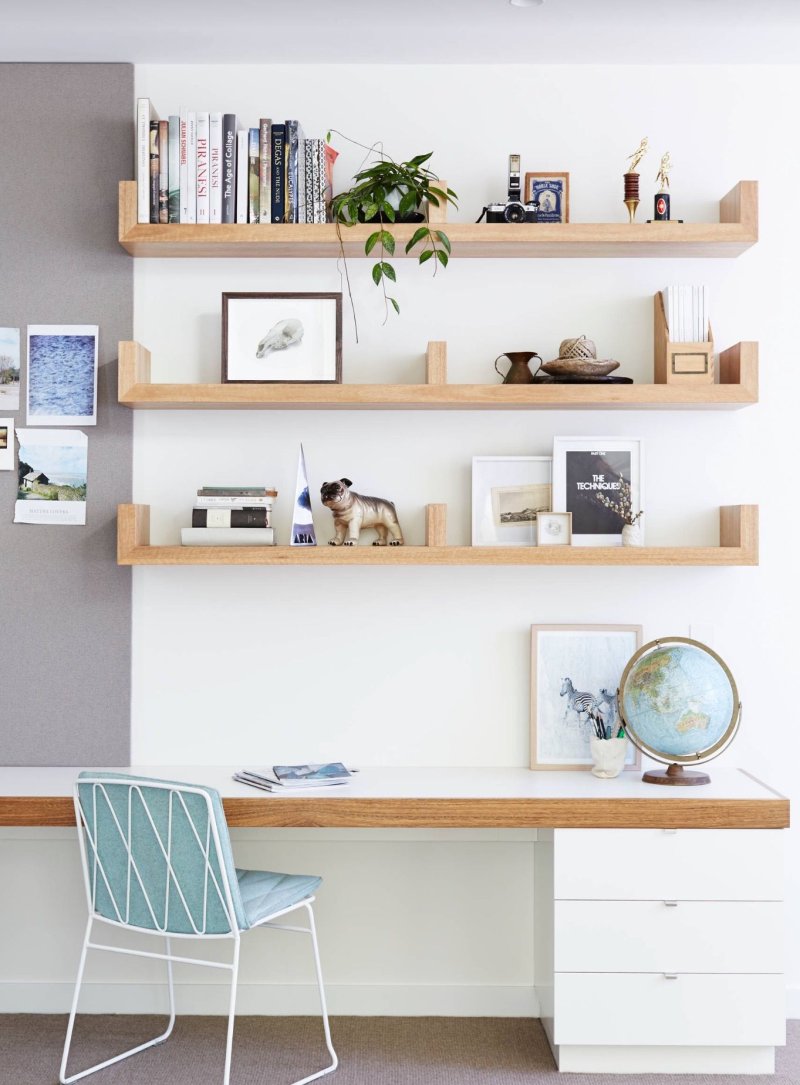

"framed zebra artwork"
[530, 624, 642, 770]
[551, 437, 643, 546]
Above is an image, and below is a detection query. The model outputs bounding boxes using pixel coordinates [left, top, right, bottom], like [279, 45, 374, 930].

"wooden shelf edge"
[117, 504, 759, 567]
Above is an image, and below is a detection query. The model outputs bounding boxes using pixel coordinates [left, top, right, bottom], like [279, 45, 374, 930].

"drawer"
[554, 900, 783, 973]
[554, 829, 783, 900]
[554, 973, 786, 1047]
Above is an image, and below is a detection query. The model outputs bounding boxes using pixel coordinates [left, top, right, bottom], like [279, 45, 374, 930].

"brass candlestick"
[623, 172, 640, 224]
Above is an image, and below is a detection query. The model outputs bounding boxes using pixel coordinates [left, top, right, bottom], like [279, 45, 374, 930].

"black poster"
[565, 449, 632, 535]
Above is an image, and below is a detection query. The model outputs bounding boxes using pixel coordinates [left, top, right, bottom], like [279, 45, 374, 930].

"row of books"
[233, 763, 353, 793]
[180, 485, 278, 547]
[662, 284, 710, 343]
[136, 99, 337, 226]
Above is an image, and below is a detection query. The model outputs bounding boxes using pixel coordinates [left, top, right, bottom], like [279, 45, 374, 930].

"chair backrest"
[75, 773, 247, 936]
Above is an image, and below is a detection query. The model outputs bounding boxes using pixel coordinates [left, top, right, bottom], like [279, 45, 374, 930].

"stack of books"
[233, 763, 353, 793]
[662, 285, 710, 342]
[136, 99, 336, 227]
[181, 485, 277, 547]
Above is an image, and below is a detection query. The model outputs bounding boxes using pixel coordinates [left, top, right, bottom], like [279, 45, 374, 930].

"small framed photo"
[537, 511, 572, 546]
[222, 292, 342, 384]
[552, 436, 643, 547]
[530, 624, 642, 770]
[525, 172, 569, 224]
[472, 456, 552, 546]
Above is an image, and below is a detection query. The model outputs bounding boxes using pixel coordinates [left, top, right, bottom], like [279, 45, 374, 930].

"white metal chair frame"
[61, 777, 338, 1085]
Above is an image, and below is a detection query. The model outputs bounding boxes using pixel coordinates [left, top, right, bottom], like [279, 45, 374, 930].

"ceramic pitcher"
[494, 351, 541, 384]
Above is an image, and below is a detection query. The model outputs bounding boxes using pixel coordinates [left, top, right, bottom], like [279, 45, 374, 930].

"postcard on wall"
[0, 419, 14, 470]
[552, 437, 643, 546]
[0, 328, 21, 412]
[14, 429, 88, 526]
[530, 624, 642, 770]
[27, 325, 98, 426]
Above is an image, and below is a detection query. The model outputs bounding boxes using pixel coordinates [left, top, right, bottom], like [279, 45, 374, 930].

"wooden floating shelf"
[118, 504, 759, 567]
[118, 180, 758, 259]
[118, 341, 759, 411]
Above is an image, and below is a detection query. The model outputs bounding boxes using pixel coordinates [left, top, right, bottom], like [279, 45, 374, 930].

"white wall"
[5, 62, 800, 1016]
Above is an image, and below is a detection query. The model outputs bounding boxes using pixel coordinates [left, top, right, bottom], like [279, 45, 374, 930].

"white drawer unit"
[553, 828, 784, 901]
[554, 899, 784, 974]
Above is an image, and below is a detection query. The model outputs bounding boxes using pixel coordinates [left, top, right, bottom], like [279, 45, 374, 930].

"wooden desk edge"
[0, 794, 789, 829]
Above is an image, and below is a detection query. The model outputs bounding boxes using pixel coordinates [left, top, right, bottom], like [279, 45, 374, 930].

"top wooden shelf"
[118, 181, 759, 259]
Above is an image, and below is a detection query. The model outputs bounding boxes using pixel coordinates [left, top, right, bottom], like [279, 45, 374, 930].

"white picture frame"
[552, 436, 644, 547]
[537, 511, 572, 546]
[471, 455, 552, 546]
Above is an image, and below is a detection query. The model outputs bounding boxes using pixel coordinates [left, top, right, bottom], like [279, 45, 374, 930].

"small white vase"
[590, 736, 628, 778]
[621, 522, 643, 547]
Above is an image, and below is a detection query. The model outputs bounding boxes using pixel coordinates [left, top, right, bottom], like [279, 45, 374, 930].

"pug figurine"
[320, 478, 404, 546]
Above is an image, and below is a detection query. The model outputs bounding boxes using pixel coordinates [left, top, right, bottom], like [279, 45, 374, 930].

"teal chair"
[60, 773, 338, 1085]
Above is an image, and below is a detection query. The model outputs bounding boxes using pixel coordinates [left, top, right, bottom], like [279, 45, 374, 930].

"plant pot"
[590, 736, 628, 779]
[621, 522, 643, 547]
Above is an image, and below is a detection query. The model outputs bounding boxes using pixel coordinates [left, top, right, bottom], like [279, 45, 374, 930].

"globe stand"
[642, 762, 711, 786]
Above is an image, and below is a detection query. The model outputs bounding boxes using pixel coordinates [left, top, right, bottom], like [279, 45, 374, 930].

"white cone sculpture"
[290, 444, 317, 546]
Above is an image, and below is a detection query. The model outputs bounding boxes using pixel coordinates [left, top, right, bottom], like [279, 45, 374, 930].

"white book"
[194, 495, 274, 508]
[179, 107, 189, 222]
[236, 130, 249, 224]
[702, 285, 709, 342]
[185, 111, 197, 224]
[136, 98, 158, 224]
[209, 113, 223, 223]
[181, 527, 274, 546]
[196, 111, 210, 223]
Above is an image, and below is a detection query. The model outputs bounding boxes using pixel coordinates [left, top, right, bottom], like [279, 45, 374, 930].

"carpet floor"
[0, 1015, 797, 1085]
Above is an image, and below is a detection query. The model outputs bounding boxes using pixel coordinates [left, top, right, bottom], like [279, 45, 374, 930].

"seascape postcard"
[14, 428, 87, 526]
[27, 325, 98, 426]
[0, 327, 21, 412]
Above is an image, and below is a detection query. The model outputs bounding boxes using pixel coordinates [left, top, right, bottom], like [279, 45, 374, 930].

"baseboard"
[0, 981, 539, 1017]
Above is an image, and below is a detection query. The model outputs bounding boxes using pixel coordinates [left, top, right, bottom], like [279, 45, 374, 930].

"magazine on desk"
[234, 762, 353, 793]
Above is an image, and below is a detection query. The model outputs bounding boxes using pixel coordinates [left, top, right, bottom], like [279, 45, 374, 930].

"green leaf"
[435, 230, 451, 254]
[326, 130, 331, 142]
[365, 231, 382, 255]
[399, 190, 419, 217]
[405, 225, 430, 253]
[435, 249, 449, 267]
[379, 230, 395, 256]
[380, 261, 397, 282]
[426, 192, 440, 207]
[361, 202, 379, 221]
[418, 249, 434, 265]
[372, 263, 383, 286]
[407, 152, 433, 167]
[389, 297, 400, 315]
[380, 202, 396, 222]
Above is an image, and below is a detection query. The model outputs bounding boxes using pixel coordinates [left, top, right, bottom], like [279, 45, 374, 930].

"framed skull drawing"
[222, 292, 342, 384]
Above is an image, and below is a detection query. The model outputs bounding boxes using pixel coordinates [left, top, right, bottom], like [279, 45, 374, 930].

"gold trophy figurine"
[654, 152, 672, 220]
[623, 136, 648, 223]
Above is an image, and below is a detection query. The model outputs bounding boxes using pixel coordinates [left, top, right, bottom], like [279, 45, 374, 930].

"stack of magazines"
[233, 763, 353, 792]
[181, 485, 277, 546]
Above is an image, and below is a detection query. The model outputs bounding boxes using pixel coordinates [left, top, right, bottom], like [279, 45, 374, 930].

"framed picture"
[525, 172, 569, 224]
[552, 436, 644, 547]
[530, 624, 642, 770]
[537, 511, 572, 546]
[222, 292, 342, 384]
[27, 324, 98, 426]
[472, 456, 552, 546]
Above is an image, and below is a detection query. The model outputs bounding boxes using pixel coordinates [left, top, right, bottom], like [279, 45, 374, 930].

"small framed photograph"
[530, 624, 642, 770]
[537, 511, 572, 546]
[472, 456, 552, 546]
[222, 292, 342, 384]
[525, 172, 569, 224]
[552, 436, 643, 547]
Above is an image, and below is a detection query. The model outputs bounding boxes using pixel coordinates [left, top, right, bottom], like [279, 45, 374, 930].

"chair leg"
[222, 936, 240, 1085]
[291, 901, 338, 1085]
[60, 922, 177, 1084]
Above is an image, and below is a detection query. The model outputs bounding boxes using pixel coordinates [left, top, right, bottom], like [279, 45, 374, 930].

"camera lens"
[504, 202, 526, 223]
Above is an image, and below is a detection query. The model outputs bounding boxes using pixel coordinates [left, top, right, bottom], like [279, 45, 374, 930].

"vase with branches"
[594, 476, 644, 545]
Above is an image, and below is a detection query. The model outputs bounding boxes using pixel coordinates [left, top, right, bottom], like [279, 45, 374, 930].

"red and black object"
[654, 192, 670, 221]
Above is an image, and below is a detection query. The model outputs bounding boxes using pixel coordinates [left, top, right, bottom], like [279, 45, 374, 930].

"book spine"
[181, 527, 275, 546]
[248, 127, 260, 223]
[209, 112, 223, 223]
[186, 111, 198, 223]
[179, 108, 189, 222]
[297, 136, 306, 224]
[196, 111, 210, 224]
[314, 139, 327, 223]
[158, 119, 169, 224]
[285, 120, 299, 224]
[194, 496, 274, 506]
[303, 140, 314, 225]
[222, 114, 237, 223]
[323, 142, 338, 223]
[168, 115, 180, 223]
[149, 120, 159, 224]
[192, 508, 269, 528]
[136, 98, 154, 224]
[270, 123, 286, 223]
[197, 488, 276, 496]
[236, 130, 249, 224]
[258, 119, 271, 223]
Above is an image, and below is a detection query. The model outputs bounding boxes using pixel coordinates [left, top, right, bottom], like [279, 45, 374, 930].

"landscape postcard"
[27, 324, 98, 426]
[0, 327, 21, 412]
[0, 418, 14, 471]
[14, 428, 87, 526]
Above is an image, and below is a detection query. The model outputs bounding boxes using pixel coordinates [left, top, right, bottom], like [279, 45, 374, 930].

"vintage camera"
[477, 155, 538, 223]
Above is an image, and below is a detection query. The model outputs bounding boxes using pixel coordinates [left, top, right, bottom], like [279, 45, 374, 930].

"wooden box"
[654, 291, 715, 384]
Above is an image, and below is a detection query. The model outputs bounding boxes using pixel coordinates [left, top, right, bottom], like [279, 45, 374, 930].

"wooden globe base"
[643, 763, 711, 786]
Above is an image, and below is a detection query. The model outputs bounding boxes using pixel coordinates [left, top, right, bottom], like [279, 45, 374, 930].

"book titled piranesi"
[196, 111, 210, 223]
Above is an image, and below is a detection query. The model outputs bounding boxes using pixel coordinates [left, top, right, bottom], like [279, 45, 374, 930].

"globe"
[618, 637, 741, 785]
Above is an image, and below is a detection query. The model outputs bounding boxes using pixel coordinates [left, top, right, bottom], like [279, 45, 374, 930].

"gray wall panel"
[0, 64, 133, 765]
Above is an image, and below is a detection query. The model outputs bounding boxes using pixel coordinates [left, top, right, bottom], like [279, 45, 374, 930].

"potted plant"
[327, 133, 458, 325]
[596, 480, 644, 547]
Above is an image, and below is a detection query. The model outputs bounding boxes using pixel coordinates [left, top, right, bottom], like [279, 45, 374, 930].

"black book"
[222, 113, 237, 224]
[192, 507, 268, 528]
[270, 123, 286, 223]
[149, 120, 160, 224]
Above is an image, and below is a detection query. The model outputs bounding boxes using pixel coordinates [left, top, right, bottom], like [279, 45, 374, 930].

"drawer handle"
[663, 900, 678, 907]
[663, 974, 679, 980]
